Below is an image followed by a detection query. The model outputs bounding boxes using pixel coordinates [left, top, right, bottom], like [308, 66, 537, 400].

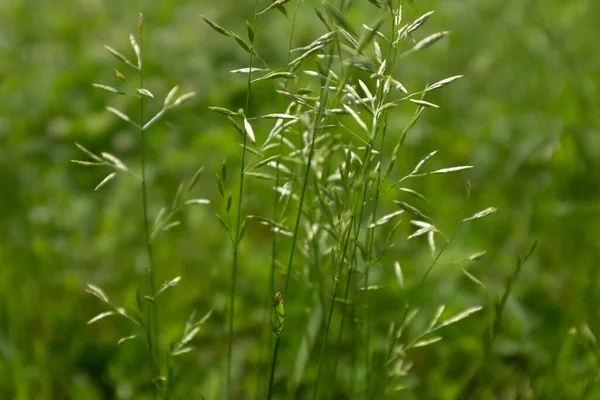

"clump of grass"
[76, 1, 498, 398]
[74, 15, 211, 399]
[202, 1, 496, 398]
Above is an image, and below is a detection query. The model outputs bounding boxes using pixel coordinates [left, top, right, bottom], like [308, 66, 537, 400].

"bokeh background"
[1, 0, 599, 399]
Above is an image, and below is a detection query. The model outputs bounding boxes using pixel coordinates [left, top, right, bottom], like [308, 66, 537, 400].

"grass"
[82, 1, 495, 398]
[1, 0, 596, 399]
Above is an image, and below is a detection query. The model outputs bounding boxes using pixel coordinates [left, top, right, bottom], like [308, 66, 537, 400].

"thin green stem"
[137, 16, 159, 399]
[362, 5, 403, 395]
[312, 218, 355, 400]
[386, 195, 470, 363]
[267, 336, 281, 400]
[282, 50, 333, 299]
[226, 3, 259, 397]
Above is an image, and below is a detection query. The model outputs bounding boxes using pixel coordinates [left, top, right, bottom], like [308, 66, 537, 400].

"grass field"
[1, 0, 599, 399]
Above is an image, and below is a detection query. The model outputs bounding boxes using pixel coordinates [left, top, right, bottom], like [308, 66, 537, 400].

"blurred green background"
[1, 0, 599, 399]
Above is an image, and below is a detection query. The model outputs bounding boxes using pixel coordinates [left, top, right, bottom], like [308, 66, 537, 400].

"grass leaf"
[104, 45, 138, 69]
[106, 106, 139, 128]
[137, 88, 154, 98]
[94, 172, 116, 191]
[411, 336, 442, 348]
[87, 311, 116, 324]
[435, 306, 483, 329]
[410, 99, 439, 108]
[394, 261, 404, 290]
[464, 207, 498, 222]
[92, 83, 125, 95]
[158, 276, 181, 295]
[243, 117, 257, 144]
[85, 284, 110, 303]
[200, 15, 233, 36]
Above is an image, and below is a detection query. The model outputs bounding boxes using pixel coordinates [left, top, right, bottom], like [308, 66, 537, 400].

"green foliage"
[1, 0, 599, 399]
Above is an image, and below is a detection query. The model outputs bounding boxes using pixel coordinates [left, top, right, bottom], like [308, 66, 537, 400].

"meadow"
[0, 0, 599, 399]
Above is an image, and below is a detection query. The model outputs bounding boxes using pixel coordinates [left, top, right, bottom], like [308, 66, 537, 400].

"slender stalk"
[267, 336, 281, 400]
[137, 15, 159, 399]
[385, 194, 471, 362]
[312, 218, 355, 400]
[270, 0, 303, 324]
[265, 0, 302, 363]
[361, 5, 403, 395]
[282, 44, 333, 298]
[226, 2, 259, 397]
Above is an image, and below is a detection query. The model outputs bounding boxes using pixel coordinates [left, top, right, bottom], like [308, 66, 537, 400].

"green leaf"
[469, 251, 487, 261]
[243, 117, 256, 144]
[92, 83, 125, 95]
[215, 213, 229, 231]
[101, 152, 128, 171]
[118, 333, 142, 345]
[180, 326, 200, 346]
[360, 285, 386, 291]
[412, 150, 437, 174]
[129, 34, 141, 68]
[75, 143, 103, 162]
[106, 107, 139, 128]
[428, 305, 445, 329]
[399, 187, 430, 204]
[247, 215, 291, 235]
[369, 210, 404, 228]
[137, 88, 154, 98]
[245, 172, 274, 180]
[185, 199, 210, 206]
[104, 45, 138, 69]
[407, 224, 436, 240]
[172, 346, 195, 356]
[94, 172, 116, 191]
[164, 85, 179, 106]
[252, 71, 294, 83]
[399, 106, 424, 146]
[158, 276, 181, 295]
[87, 311, 116, 324]
[325, 2, 357, 37]
[245, 20, 254, 42]
[426, 75, 463, 91]
[209, 106, 238, 116]
[462, 268, 487, 288]
[258, 0, 291, 16]
[411, 31, 450, 52]
[221, 159, 227, 182]
[200, 15, 233, 36]
[85, 284, 110, 303]
[195, 308, 213, 327]
[463, 207, 498, 222]
[411, 336, 442, 348]
[261, 113, 299, 120]
[233, 34, 259, 57]
[230, 67, 269, 74]
[173, 92, 196, 106]
[342, 104, 370, 137]
[394, 201, 430, 221]
[428, 166, 473, 174]
[163, 221, 181, 232]
[394, 261, 404, 290]
[186, 166, 205, 192]
[410, 99, 439, 108]
[434, 306, 483, 329]
[404, 11, 435, 36]
[71, 160, 104, 166]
